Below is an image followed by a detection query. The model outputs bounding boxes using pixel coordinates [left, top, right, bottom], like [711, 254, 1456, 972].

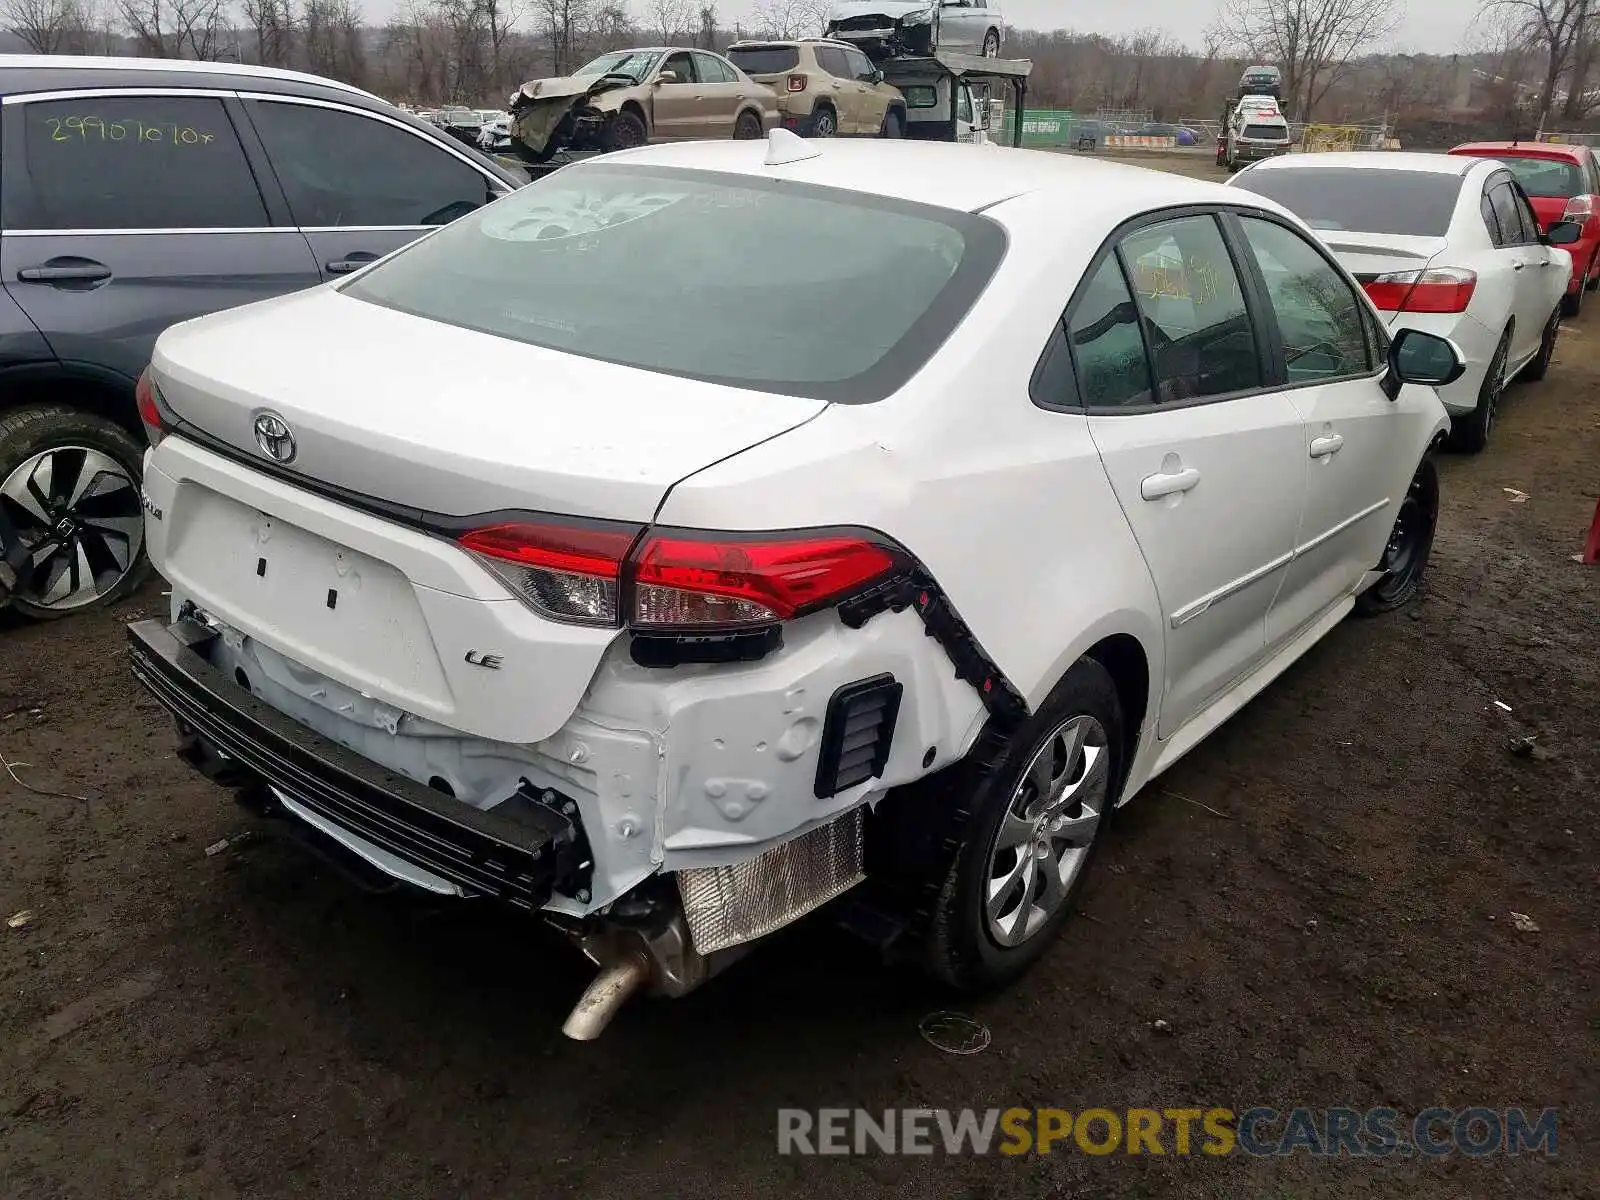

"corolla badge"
[252, 411, 297, 464]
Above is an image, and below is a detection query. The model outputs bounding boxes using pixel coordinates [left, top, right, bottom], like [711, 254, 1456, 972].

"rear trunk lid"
[146, 286, 826, 744]
[152, 285, 826, 522]
[1323, 231, 1449, 327]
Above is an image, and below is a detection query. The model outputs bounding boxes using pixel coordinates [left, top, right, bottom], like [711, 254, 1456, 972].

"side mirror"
[873, 69, 885, 84]
[655, 70, 679, 85]
[1382, 328, 1465, 399]
[1545, 219, 1583, 246]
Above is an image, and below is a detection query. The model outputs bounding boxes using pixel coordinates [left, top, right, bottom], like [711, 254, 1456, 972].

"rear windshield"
[1231, 167, 1462, 236]
[727, 46, 800, 74]
[1498, 155, 1584, 197]
[342, 165, 1006, 402]
[1242, 124, 1286, 140]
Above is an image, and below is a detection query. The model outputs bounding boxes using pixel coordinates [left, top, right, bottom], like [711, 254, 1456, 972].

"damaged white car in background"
[826, 0, 1007, 60]
[129, 134, 1462, 1040]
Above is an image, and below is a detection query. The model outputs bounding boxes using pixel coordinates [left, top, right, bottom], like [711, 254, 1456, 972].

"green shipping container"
[1019, 110, 1075, 147]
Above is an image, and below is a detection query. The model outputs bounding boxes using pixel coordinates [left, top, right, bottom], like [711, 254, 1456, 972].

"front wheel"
[925, 659, 1122, 992]
[1562, 281, 1584, 317]
[982, 29, 1000, 58]
[880, 109, 903, 139]
[603, 109, 648, 152]
[1355, 456, 1439, 616]
[733, 110, 764, 140]
[0, 404, 150, 620]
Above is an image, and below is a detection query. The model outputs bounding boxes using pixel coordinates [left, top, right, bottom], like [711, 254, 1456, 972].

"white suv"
[130, 134, 1462, 1039]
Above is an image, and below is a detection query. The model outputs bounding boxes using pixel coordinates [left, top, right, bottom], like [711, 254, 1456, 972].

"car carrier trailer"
[879, 51, 1031, 147]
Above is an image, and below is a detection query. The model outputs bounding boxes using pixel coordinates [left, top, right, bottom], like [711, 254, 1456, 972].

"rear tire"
[880, 109, 903, 139]
[1519, 305, 1560, 383]
[1562, 283, 1584, 317]
[806, 106, 837, 138]
[1355, 456, 1439, 617]
[982, 29, 1001, 58]
[733, 110, 764, 140]
[1447, 327, 1508, 454]
[924, 659, 1122, 993]
[0, 404, 150, 621]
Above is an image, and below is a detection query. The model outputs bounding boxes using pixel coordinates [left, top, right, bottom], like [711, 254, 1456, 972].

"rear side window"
[1231, 167, 1462, 237]
[11, 95, 267, 230]
[1068, 256, 1153, 409]
[1120, 215, 1261, 404]
[247, 100, 490, 228]
[727, 46, 799, 74]
[1480, 190, 1503, 245]
[815, 46, 852, 78]
[342, 164, 1006, 402]
[694, 52, 737, 84]
[1499, 155, 1583, 198]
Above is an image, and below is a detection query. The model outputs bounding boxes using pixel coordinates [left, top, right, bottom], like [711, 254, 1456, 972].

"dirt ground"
[3, 165, 1598, 1197]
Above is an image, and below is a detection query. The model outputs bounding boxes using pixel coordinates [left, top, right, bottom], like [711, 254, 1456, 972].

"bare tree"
[1480, 1, 1596, 124]
[645, 0, 690, 43]
[534, 0, 589, 74]
[242, 0, 295, 65]
[304, 0, 366, 83]
[119, 0, 230, 58]
[590, 0, 634, 50]
[1209, 0, 1400, 122]
[751, 0, 826, 39]
[1, 0, 83, 52]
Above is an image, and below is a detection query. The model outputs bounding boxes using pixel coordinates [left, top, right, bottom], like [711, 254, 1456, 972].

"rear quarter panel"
[653, 188, 1165, 726]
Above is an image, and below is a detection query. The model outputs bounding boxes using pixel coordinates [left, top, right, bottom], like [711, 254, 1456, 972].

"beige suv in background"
[727, 39, 908, 138]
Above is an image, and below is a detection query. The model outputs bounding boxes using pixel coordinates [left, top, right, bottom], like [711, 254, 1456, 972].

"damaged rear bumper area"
[129, 601, 987, 1037]
[129, 618, 589, 905]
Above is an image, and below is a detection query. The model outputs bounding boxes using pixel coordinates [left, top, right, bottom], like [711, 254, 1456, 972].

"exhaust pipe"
[561, 949, 652, 1041]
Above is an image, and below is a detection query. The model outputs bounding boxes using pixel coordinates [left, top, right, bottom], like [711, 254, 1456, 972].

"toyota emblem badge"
[253, 411, 297, 464]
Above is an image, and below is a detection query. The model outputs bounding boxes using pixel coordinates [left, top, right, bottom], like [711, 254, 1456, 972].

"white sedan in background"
[1229, 152, 1582, 453]
[130, 135, 1463, 1040]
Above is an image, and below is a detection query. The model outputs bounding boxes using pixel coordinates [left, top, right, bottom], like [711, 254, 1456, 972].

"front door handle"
[1513, 259, 1527, 270]
[325, 252, 379, 275]
[1140, 466, 1201, 500]
[1309, 433, 1345, 458]
[17, 259, 112, 284]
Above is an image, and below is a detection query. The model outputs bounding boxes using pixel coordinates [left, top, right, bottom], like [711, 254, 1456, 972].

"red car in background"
[1450, 141, 1600, 315]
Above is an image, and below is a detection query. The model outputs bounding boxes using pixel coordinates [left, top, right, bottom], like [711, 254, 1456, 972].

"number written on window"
[17, 96, 267, 230]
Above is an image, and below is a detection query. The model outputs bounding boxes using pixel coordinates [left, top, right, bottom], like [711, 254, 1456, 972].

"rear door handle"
[325, 253, 379, 275]
[1309, 433, 1345, 458]
[1514, 260, 1527, 270]
[1140, 467, 1201, 500]
[17, 260, 111, 284]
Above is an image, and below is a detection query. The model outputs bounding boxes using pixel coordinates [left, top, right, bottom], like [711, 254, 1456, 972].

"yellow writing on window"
[45, 116, 217, 146]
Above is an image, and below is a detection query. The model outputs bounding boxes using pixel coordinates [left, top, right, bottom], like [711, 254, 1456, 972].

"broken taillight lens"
[135, 366, 169, 448]
[458, 521, 906, 631]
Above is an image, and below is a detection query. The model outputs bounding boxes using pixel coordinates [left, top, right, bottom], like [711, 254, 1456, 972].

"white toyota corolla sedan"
[129, 134, 1464, 1039]
[1228, 151, 1582, 454]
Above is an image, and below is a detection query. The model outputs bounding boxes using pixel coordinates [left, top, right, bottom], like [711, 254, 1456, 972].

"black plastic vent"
[815, 675, 904, 799]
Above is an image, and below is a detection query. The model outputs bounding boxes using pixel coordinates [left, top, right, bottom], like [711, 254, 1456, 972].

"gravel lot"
[2, 153, 1597, 1198]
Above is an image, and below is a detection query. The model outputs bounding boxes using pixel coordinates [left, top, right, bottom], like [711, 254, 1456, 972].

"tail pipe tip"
[561, 949, 653, 1041]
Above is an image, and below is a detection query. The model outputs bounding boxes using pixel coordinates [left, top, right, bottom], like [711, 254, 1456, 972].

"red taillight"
[458, 521, 905, 630]
[458, 519, 641, 626]
[787, 73, 808, 93]
[1362, 268, 1477, 314]
[631, 532, 899, 629]
[135, 366, 167, 447]
[1563, 194, 1596, 223]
